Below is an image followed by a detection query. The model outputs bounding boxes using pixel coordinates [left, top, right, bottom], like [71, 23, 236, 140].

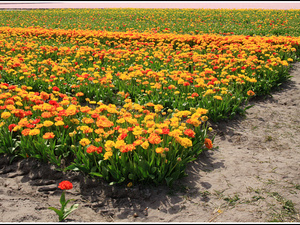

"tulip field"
[0, 8, 300, 186]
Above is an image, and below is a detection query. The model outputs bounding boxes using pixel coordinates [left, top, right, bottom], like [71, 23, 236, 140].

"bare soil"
[1, 63, 300, 223]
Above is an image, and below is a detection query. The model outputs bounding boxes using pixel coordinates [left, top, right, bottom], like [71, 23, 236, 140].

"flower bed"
[0, 8, 300, 186]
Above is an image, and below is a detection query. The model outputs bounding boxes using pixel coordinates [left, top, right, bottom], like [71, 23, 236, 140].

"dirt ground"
[0, 62, 300, 223]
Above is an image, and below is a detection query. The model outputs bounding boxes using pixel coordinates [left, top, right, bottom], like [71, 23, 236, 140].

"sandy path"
[0, 1, 300, 9]
[0, 60, 300, 222]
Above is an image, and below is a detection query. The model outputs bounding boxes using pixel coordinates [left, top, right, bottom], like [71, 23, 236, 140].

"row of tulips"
[0, 8, 300, 36]
[0, 27, 299, 121]
[0, 82, 213, 186]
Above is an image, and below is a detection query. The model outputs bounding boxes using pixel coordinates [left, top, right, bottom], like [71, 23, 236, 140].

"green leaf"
[48, 206, 61, 215]
[151, 167, 157, 173]
[128, 173, 135, 180]
[9, 155, 19, 164]
[64, 198, 75, 208]
[165, 177, 173, 186]
[171, 169, 182, 181]
[149, 174, 155, 180]
[48, 207, 64, 221]
[244, 105, 254, 110]
[60, 191, 66, 208]
[89, 172, 103, 178]
[186, 157, 197, 163]
[117, 177, 125, 184]
[109, 169, 120, 180]
[63, 151, 70, 158]
[64, 164, 77, 171]
[102, 166, 109, 180]
[138, 161, 149, 178]
[62, 204, 79, 221]
[33, 154, 41, 159]
[91, 166, 97, 172]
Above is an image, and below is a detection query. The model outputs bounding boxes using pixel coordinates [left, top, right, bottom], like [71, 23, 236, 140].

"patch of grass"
[252, 195, 265, 201]
[244, 186, 267, 203]
[199, 190, 211, 197]
[243, 195, 265, 204]
[213, 189, 225, 199]
[269, 218, 283, 222]
[246, 186, 262, 194]
[289, 190, 297, 195]
[267, 192, 299, 222]
[223, 194, 240, 206]
[283, 200, 296, 214]
[251, 125, 258, 130]
[270, 167, 277, 173]
[265, 135, 273, 142]
[267, 179, 275, 185]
